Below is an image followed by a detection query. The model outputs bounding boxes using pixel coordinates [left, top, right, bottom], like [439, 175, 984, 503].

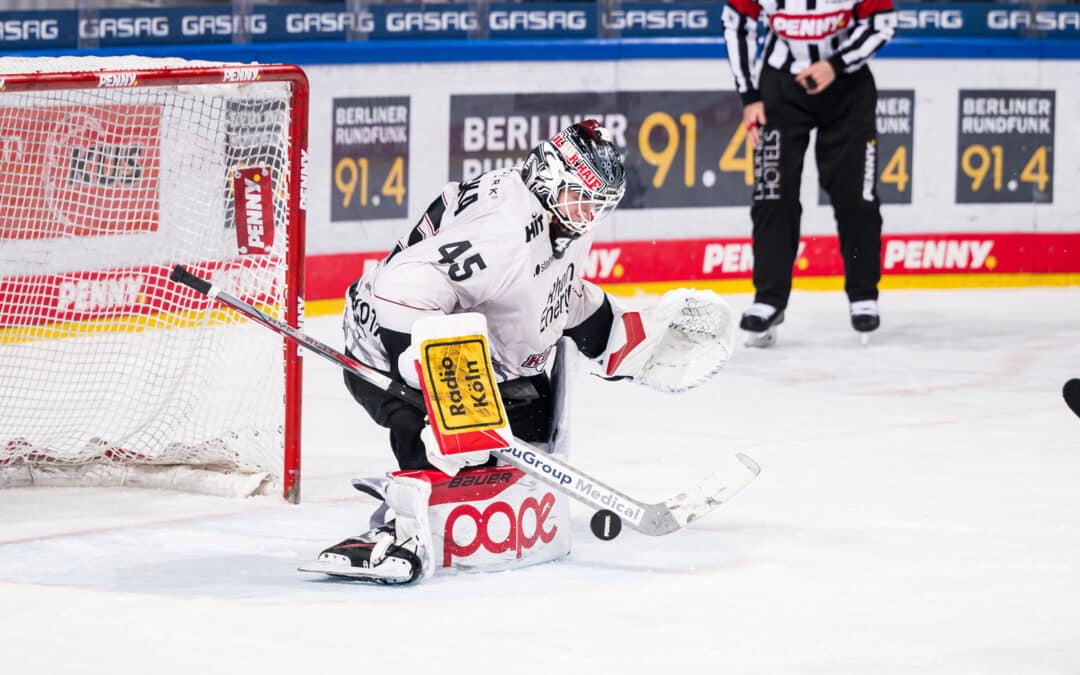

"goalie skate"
[298, 526, 424, 585]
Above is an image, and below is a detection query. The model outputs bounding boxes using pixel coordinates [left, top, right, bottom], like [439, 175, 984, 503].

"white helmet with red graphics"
[522, 119, 626, 237]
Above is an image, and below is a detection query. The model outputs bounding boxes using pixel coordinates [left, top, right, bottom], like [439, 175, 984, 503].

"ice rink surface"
[1, 287, 1078, 675]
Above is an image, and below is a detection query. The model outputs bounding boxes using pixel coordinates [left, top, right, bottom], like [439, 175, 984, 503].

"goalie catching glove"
[597, 289, 736, 392]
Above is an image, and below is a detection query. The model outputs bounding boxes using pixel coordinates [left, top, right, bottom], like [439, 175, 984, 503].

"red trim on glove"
[605, 312, 646, 377]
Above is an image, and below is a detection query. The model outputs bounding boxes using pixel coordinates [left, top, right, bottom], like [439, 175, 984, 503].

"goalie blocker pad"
[411, 313, 512, 474]
[400, 465, 571, 573]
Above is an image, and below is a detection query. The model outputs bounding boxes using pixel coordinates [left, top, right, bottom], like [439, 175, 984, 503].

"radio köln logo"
[232, 166, 274, 255]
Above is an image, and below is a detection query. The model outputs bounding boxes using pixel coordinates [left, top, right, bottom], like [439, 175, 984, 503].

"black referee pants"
[750, 65, 883, 310]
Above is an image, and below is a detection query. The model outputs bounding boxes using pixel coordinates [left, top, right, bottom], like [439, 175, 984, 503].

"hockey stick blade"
[1065, 379, 1080, 419]
[170, 266, 760, 535]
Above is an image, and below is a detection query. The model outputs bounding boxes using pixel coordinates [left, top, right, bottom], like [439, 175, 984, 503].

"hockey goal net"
[0, 57, 308, 501]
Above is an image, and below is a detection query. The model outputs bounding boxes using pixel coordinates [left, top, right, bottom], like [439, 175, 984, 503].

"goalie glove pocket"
[597, 289, 737, 393]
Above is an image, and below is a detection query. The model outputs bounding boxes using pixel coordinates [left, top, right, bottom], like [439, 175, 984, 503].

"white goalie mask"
[522, 119, 626, 237]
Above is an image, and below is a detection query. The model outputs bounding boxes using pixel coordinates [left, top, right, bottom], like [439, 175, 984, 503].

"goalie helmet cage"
[0, 57, 308, 502]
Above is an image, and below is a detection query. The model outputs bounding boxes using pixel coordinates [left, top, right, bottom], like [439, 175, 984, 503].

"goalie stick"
[169, 265, 759, 536]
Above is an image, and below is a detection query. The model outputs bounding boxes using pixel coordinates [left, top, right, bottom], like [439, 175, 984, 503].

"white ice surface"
[1, 287, 1079, 675]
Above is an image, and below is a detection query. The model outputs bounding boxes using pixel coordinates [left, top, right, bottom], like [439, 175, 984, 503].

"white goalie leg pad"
[400, 465, 572, 574]
[599, 289, 737, 392]
[384, 472, 436, 580]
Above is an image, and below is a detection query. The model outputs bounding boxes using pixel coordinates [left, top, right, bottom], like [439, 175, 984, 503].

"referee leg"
[751, 67, 815, 311]
[815, 68, 883, 303]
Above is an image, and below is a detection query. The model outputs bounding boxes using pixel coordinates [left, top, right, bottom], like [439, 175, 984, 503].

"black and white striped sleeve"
[828, 0, 897, 75]
[722, 0, 763, 106]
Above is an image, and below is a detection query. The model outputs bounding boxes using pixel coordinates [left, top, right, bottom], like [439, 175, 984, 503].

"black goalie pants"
[750, 65, 883, 310]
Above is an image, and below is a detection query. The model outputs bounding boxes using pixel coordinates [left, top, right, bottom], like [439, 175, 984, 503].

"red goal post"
[0, 57, 308, 502]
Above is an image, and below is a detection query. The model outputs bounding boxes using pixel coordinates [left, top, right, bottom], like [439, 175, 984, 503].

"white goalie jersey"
[344, 166, 606, 381]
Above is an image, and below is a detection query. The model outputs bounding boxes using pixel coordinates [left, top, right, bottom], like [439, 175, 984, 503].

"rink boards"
[13, 38, 1080, 304]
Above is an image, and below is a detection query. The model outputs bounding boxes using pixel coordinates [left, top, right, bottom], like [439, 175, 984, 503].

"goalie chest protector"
[347, 167, 602, 380]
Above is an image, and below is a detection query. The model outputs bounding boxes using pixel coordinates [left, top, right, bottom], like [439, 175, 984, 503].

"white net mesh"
[0, 56, 302, 497]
